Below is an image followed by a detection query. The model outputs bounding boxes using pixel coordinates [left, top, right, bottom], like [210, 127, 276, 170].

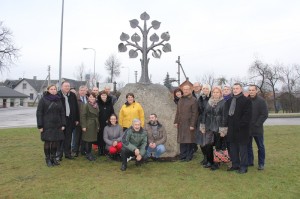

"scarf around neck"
[89, 101, 98, 109]
[228, 92, 243, 116]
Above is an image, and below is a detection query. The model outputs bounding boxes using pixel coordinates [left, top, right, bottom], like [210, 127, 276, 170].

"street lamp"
[121, 66, 130, 83]
[58, 0, 64, 89]
[83, 47, 96, 86]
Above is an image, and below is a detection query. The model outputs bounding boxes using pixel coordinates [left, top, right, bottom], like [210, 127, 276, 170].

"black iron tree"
[118, 12, 171, 84]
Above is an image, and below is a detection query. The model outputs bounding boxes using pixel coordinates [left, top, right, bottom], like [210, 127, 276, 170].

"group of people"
[174, 82, 268, 174]
[37, 80, 268, 174]
[36, 81, 167, 171]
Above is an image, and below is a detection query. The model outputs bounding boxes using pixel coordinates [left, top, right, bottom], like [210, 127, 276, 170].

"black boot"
[120, 163, 127, 171]
[51, 147, 60, 166]
[45, 156, 53, 167]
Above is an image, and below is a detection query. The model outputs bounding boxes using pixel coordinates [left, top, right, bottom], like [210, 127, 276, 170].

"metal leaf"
[152, 49, 161, 58]
[140, 12, 150, 20]
[129, 19, 139, 28]
[131, 33, 141, 42]
[120, 32, 130, 41]
[118, 43, 127, 52]
[162, 43, 171, 52]
[150, 33, 159, 42]
[151, 20, 161, 30]
[161, 32, 170, 41]
[129, 49, 138, 58]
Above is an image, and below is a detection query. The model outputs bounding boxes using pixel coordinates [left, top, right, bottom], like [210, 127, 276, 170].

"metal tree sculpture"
[118, 12, 171, 84]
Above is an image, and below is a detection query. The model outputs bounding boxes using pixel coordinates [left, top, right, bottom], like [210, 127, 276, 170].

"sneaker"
[127, 156, 134, 162]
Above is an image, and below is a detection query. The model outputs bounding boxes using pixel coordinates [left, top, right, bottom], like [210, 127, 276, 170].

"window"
[23, 83, 27, 89]
[10, 99, 15, 107]
[30, 93, 34, 100]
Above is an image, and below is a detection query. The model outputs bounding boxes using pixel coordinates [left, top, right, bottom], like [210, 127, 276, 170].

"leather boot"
[45, 156, 53, 167]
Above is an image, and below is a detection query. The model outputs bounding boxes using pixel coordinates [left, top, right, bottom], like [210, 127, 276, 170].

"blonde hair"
[47, 84, 57, 91]
[212, 86, 222, 94]
[202, 84, 211, 92]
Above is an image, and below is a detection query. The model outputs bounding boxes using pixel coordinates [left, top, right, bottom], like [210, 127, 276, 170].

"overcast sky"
[1, 0, 300, 85]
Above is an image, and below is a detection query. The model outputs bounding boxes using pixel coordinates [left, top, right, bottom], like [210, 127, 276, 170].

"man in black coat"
[225, 83, 252, 174]
[247, 85, 268, 170]
[57, 81, 80, 160]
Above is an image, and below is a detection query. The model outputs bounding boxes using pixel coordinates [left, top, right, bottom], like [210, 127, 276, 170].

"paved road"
[0, 107, 37, 129]
[0, 107, 299, 129]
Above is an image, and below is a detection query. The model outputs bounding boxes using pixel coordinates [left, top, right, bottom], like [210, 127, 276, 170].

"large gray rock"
[114, 83, 179, 157]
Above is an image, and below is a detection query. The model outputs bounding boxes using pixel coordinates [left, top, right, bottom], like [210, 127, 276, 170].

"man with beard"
[145, 114, 167, 160]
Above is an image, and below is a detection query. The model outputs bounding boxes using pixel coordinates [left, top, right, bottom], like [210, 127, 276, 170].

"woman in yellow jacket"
[119, 93, 145, 131]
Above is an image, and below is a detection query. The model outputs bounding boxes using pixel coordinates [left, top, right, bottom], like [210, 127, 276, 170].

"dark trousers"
[180, 143, 194, 160]
[121, 148, 146, 166]
[74, 125, 85, 154]
[57, 117, 74, 158]
[230, 142, 248, 169]
[248, 135, 265, 166]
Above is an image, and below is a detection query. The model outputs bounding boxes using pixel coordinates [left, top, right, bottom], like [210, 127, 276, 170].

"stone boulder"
[114, 83, 179, 157]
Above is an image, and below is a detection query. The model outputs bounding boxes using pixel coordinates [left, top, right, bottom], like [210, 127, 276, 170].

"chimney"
[33, 76, 37, 80]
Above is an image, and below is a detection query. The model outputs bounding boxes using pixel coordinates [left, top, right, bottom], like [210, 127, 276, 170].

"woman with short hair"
[119, 93, 145, 131]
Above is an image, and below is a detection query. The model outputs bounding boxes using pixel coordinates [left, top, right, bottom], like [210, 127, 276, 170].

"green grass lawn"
[0, 126, 300, 199]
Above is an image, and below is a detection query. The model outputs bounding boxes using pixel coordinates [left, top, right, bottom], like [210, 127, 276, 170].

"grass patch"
[0, 126, 300, 199]
[268, 113, 300, 118]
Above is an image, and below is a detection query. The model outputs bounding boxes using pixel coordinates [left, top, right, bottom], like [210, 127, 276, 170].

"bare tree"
[0, 21, 19, 73]
[248, 58, 269, 96]
[217, 76, 227, 86]
[281, 64, 300, 112]
[104, 54, 121, 83]
[265, 64, 283, 113]
[198, 72, 216, 88]
[73, 63, 85, 81]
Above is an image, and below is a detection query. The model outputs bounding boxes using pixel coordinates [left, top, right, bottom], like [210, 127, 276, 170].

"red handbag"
[213, 149, 230, 163]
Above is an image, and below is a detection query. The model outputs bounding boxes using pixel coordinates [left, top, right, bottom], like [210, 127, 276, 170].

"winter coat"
[145, 122, 167, 146]
[249, 95, 268, 136]
[97, 96, 115, 132]
[119, 102, 145, 128]
[36, 95, 66, 141]
[174, 94, 198, 143]
[122, 127, 148, 156]
[103, 124, 123, 150]
[81, 103, 100, 142]
[57, 91, 80, 129]
[225, 94, 252, 145]
[199, 98, 226, 146]
[196, 94, 211, 145]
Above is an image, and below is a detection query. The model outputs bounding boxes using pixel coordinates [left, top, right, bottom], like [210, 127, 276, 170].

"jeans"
[248, 135, 265, 166]
[147, 144, 166, 158]
[71, 128, 76, 152]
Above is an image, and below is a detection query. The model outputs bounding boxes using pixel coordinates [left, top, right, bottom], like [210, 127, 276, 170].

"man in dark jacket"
[174, 85, 198, 162]
[145, 113, 167, 160]
[73, 85, 88, 157]
[247, 85, 268, 170]
[225, 83, 252, 174]
[120, 119, 148, 171]
[57, 81, 80, 160]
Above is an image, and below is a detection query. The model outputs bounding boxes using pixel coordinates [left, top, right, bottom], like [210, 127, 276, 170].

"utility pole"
[48, 65, 51, 86]
[176, 56, 181, 86]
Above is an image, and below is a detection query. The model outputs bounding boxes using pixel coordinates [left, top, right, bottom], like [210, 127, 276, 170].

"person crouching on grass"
[120, 119, 147, 171]
[81, 93, 99, 161]
[103, 114, 123, 160]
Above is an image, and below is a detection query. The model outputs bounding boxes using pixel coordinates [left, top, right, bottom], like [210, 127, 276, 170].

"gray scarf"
[228, 92, 243, 116]
[63, 93, 70, 117]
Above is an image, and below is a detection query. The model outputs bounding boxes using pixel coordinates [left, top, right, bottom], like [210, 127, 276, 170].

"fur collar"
[208, 96, 224, 107]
